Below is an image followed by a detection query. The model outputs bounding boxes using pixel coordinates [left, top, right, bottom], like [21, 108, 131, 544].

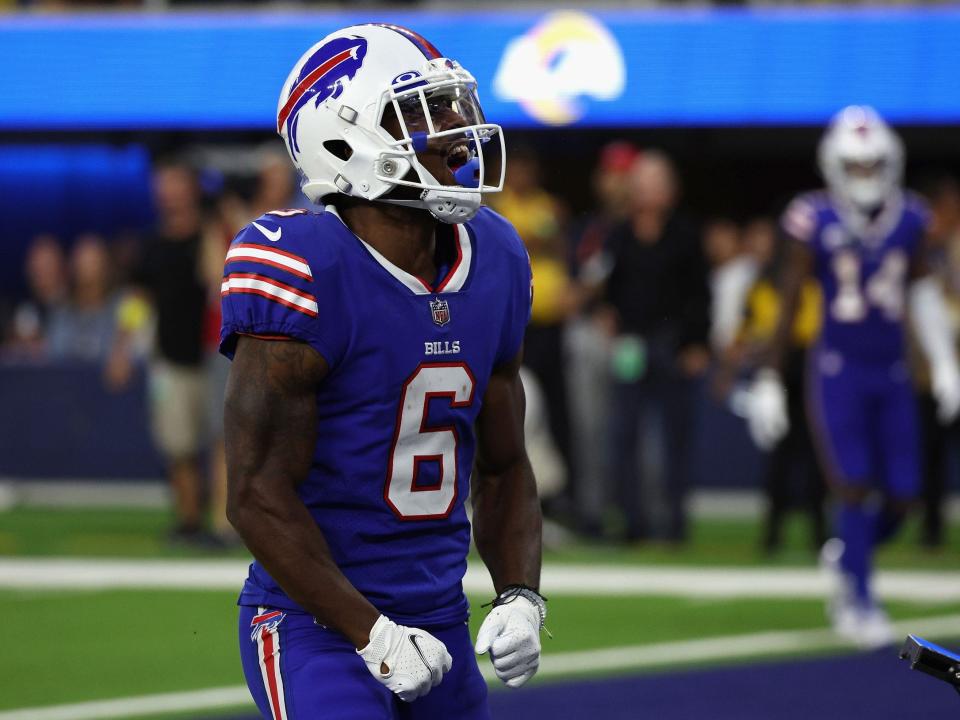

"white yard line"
[0, 687, 250, 720]
[2, 613, 959, 720]
[0, 558, 251, 590]
[534, 612, 960, 677]
[4, 482, 960, 520]
[2, 558, 960, 603]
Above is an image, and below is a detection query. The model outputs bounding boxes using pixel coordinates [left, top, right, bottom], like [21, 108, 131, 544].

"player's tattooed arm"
[472, 347, 542, 592]
[224, 336, 381, 649]
[763, 236, 814, 372]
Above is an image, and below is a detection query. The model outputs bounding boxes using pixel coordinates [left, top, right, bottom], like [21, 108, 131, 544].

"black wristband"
[483, 584, 548, 629]
[490, 584, 547, 605]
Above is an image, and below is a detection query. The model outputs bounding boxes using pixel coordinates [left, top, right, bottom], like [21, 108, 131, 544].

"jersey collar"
[325, 205, 472, 295]
[832, 189, 904, 247]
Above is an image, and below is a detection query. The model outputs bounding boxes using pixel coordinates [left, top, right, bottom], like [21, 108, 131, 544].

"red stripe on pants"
[261, 626, 284, 720]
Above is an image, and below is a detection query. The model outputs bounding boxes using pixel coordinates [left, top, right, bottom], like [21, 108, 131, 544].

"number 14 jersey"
[781, 189, 930, 366]
[219, 205, 532, 627]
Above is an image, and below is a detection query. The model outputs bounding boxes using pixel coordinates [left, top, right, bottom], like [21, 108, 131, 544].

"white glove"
[475, 590, 543, 688]
[745, 368, 789, 451]
[932, 361, 960, 423]
[910, 276, 960, 424]
[357, 615, 452, 702]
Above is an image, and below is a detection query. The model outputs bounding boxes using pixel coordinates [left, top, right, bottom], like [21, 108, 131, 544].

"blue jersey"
[220, 206, 532, 627]
[781, 190, 930, 366]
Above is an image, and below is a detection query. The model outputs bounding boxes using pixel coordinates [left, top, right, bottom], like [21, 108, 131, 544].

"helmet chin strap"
[380, 190, 481, 223]
[420, 188, 482, 222]
[377, 161, 482, 223]
[831, 182, 901, 238]
[845, 178, 888, 211]
[417, 154, 483, 222]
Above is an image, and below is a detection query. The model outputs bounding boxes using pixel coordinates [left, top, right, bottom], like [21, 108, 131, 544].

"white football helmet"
[818, 105, 904, 211]
[277, 24, 505, 223]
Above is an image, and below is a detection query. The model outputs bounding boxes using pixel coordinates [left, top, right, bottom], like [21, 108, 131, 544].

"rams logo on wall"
[493, 11, 626, 126]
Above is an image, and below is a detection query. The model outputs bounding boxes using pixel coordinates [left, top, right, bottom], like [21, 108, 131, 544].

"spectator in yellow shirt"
[491, 146, 577, 493]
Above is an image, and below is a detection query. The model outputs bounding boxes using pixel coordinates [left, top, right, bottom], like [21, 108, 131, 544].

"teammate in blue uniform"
[747, 106, 960, 647]
[220, 25, 545, 718]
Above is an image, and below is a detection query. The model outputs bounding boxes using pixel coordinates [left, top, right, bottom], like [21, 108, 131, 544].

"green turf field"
[1, 506, 958, 717]
[4, 587, 959, 712]
[1, 506, 956, 569]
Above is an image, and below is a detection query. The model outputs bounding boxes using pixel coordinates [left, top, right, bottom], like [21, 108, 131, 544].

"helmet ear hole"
[323, 140, 353, 161]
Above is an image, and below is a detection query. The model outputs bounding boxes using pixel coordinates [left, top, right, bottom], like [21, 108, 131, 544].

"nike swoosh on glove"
[475, 595, 541, 688]
[357, 615, 453, 702]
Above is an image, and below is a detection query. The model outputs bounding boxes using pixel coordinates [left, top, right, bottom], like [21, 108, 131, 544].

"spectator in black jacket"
[108, 159, 225, 548]
[602, 150, 711, 544]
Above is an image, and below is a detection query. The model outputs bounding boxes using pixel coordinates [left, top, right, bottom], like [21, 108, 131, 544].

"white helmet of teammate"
[818, 105, 904, 211]
[276, 24, 505, 223]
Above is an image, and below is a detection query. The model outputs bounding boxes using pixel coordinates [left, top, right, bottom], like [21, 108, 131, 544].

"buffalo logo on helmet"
[278, 36, 369, 157]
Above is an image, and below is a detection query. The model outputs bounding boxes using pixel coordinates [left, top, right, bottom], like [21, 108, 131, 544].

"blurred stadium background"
[3, 3, 960, 719]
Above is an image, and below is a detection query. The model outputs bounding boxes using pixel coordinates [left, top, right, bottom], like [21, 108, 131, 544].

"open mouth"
[446, 142, 472, 172]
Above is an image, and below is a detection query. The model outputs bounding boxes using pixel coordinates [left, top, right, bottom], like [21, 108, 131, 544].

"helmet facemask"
[840, 156, 892, 210]
[373, 61, 505, 223]
[277, 27, 505, 223]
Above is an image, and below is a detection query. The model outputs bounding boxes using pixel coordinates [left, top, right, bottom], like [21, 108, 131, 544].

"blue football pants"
[239, 605, 490, 720]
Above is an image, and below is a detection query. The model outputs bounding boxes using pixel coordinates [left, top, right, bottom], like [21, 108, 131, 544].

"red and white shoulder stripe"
[226, 243, 313, 281]
[221, 273, 319, 317]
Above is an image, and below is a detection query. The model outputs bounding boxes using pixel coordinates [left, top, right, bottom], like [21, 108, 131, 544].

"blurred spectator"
[47, 233, 119, 363]
[602, 150, 710, 543]
[729, 218, 826, 553]
[218, 147, 307, 234]
[251, 149, 305, 215]
[913, 173, 960, 549]
[704, 218, 758, 354]
[197, 148, 309, 547]
[564, 141, 639, 536]
[520, 367, 566, 504]
[492, 146, 575, 494]
[572, 141, 640, 282]
[110, 159, 227, 548]
[5, 234, 67, 357]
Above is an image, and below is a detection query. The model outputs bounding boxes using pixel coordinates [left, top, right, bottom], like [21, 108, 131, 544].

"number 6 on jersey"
[385, 363, 476, 520]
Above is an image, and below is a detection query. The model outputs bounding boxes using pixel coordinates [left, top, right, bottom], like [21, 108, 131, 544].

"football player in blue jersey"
[219, 25, 545, 719]
[746, 106, 960, 648]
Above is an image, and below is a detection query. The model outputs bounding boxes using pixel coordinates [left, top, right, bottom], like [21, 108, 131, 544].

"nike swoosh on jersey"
[252, 221, 282, 242]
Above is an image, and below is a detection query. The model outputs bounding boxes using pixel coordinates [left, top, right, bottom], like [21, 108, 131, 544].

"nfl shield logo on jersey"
[430, 298, 451, 326]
